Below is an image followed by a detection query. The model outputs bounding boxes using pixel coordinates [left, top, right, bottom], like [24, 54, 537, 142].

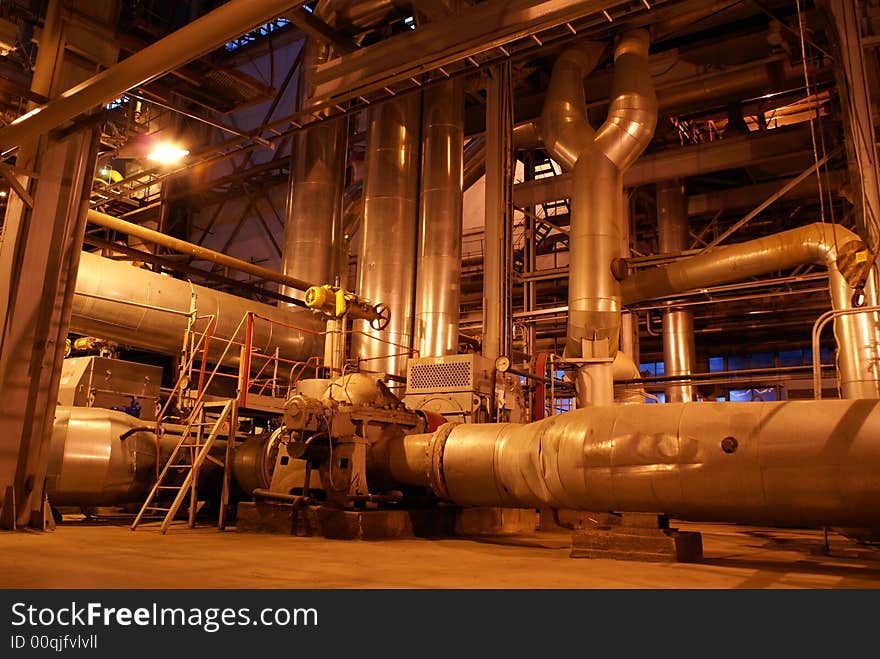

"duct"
[657, 180, 695, 403]
[71, 251, 324, 364]
[351, 95, 421, 378]
[414, 79, 464, 358]
[540, 30, 657, 406]
[383, 399, 880, 527]
[621, 222, 880, 399]
[0, 0, 306, 151]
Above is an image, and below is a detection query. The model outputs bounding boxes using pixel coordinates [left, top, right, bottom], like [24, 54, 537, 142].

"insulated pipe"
[71, 251, 324, 364]
[282, 1, 347, 301]
[351, 95, 421, 378]
[414, 79, 464, 358]
[621, 223, 880, 399]
[540, 31, 657, 406]
[282, 118, 346, 297]
[384, 399, 880, 527]
[656, 180, 695, 403]
[87, 210, 315, 296]
[0, 0, 304, 150]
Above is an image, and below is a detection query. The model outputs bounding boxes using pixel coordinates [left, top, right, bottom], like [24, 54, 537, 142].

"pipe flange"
[426, 422, 458, 501]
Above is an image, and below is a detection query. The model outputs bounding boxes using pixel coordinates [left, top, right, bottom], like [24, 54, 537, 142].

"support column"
[482, 62, 513, 363]
[0, 0, 113, 528]
[657, 180, 696, 403]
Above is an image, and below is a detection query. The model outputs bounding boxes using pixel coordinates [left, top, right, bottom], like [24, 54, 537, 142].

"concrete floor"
[1, 520, 879, 588]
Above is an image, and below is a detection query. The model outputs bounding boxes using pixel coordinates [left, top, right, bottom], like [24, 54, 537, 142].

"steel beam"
[0, 0, 303, 151]
[306, 0, 647, 109]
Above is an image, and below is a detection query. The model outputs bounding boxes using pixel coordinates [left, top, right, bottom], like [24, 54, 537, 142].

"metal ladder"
[131, 397, 237, 534]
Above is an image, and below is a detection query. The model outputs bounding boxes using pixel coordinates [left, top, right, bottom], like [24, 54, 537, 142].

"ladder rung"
[157, 486, 180, 490]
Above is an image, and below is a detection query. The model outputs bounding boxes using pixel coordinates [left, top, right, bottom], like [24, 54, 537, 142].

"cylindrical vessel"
[386, 399, 880, 527]
[71, 251, 324, 363]
[46, 407, 156, 507]
[281, 117, 346, 298]
[351, 95, 421, 378]
[414, 79, 464, 358]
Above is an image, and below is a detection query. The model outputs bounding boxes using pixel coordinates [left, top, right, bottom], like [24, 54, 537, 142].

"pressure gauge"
[494, 355, 511, 373]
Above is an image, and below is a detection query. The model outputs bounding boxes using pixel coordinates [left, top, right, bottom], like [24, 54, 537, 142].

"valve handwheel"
[371, 303, 391, 331]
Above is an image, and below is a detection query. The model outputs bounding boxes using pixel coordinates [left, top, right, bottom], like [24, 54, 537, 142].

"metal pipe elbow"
[593, 29, 658, 172]
[540, 42, 606, 170]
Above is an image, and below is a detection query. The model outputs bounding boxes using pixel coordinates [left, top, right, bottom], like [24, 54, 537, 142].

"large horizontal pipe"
[87, 210, 316, 295]
[71, 251, 324, 363]
[384, 399, 880, 527]
[0, 0, 302, 150]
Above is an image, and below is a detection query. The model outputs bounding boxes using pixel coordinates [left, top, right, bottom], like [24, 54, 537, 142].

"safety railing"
[811, 303, 880, 399]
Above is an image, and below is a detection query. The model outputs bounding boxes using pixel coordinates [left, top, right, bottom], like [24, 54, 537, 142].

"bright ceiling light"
[146, 142, 189, 164]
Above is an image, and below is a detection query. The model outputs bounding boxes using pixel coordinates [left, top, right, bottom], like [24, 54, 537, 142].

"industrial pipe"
[351, 95, 421, 378]
[414, 79, 464, 358]
[540, 31, 657, 406]
[656, 180, 695, 403]
[282, 0, 347, 301]
[384, 399, 880, 527]
[620, 222, 880, 399]
[87, 210, 315, 297]
[71, 251, 324, 363]
[0, 0, 304, 150]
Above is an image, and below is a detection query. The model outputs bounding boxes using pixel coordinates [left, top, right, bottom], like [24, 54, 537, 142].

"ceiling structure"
[0, 0, 875, 386]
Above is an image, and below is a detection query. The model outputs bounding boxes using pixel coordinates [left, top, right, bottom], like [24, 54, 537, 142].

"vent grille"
[408, 361, 473, 393]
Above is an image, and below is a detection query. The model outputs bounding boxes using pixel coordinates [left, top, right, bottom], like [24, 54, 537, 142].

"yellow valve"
[335, 289, 348, 317]
[304, 285, 334, 313]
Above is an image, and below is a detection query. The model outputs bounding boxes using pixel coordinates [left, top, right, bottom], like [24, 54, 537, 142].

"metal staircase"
[131, 398, 238, 534]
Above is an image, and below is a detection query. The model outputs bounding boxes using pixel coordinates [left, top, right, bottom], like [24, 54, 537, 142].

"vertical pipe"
[281, 118, 346, 296]
[414, 79, 464, 358]
[657, 179, 695, 402]
[482, 63, 512, 362]
[824, 0, 880, 253]
[619, 191, 639, 364]
[541, 31, 657, 407]
[351, 95, 421, 378]
[281, 29, 346, 299]
[524, 153, 538, 359]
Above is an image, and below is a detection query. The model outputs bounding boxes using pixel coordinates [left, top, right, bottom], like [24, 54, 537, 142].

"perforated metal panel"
[406, 354, 493, 394]
[409, 361, 472, 390]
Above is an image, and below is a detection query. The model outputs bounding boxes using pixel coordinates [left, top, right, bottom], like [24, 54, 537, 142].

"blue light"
[225, 17, 292, 52]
